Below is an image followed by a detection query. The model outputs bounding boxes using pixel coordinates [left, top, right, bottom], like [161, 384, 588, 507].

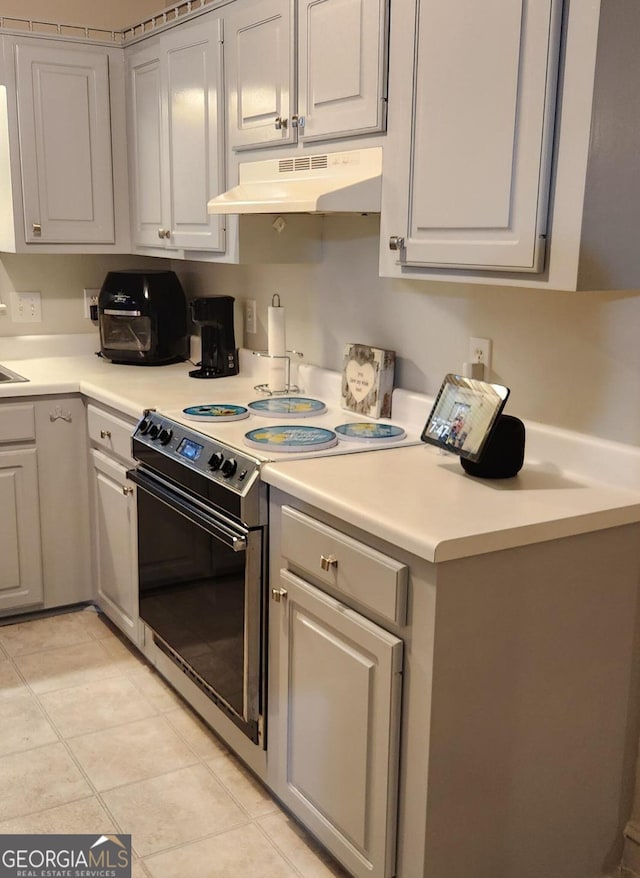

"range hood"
[207, 147, 382, 215]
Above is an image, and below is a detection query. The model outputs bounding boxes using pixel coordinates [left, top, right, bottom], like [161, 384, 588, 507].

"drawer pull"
[271, 587, 287, 603]
[100, 429, 112, 439]
[320, 554, 338, 572]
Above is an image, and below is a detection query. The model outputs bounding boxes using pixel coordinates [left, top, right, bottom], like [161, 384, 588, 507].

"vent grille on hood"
[208, 147, 382, 215]
[278, 155, 330, 174]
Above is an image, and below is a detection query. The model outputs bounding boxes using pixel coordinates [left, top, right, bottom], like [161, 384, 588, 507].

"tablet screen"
[421, 374, 510, 462]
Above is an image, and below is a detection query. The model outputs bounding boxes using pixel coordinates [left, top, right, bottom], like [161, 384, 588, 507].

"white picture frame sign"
[341, 343, 396, 419]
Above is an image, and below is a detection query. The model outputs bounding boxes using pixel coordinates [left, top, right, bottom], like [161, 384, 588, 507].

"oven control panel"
[132, 413, 261, 494]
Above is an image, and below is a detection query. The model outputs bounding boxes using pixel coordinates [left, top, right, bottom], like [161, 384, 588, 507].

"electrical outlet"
[245, 299, 257, 334]
[468, 337, 492, 373]
[10, 291, 41, 323]
[84, 288, 100, 319]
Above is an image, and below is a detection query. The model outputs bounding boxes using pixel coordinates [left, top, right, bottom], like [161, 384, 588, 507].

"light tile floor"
[0, 607, 349, 878]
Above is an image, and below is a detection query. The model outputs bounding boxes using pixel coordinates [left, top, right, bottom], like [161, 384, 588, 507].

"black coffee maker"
[190, 296, 239, 379]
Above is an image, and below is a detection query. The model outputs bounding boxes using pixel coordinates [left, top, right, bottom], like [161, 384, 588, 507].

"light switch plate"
[10, 291, 41, 323]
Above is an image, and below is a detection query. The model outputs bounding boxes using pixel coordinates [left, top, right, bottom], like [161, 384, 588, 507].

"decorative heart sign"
[345, 360, 376, 402]
[341, 344, 396, 419]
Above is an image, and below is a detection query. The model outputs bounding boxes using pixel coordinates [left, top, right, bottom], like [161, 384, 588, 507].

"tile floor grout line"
[33, 676, 162, 740]
[252, 816, 310, 878]
[131, 813, 252, 862]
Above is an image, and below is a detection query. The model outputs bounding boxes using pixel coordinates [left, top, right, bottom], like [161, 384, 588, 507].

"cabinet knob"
[100, 429, 111, 439]
[271, 587, 288, 603]
[158, 228, 171, 239]
[320, 554, 338, 572]
[122, 485, 134, 496]
[291, 114, 305, 129]
[389, 236, 405, 251]
[32, 223, 42, 236]
[274, 116, 288, 131]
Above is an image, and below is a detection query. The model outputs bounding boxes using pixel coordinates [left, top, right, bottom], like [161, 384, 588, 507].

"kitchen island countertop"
[2, 347, 640, 564]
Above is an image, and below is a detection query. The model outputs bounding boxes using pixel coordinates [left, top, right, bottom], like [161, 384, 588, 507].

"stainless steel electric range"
[128, 368, 431, 756]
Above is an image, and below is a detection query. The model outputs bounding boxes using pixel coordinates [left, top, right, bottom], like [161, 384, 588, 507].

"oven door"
[129, 466, 263, 744]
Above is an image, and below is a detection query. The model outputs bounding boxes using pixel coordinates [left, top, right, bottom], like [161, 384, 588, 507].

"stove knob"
[148, 423, 161, 440]
[158, 427, 173, 446]
[139, 417, 152, 435]
[208, 451, 224, 471]
[221, 457, 238, 478]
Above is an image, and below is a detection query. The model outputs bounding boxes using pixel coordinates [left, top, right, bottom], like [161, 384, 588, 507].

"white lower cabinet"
[0, 396, 91, 614]
[270, 562, 403, 878]
[90, 449, 138, 643]
[87, 403, 139, 643]
[0, 446, 43, 612]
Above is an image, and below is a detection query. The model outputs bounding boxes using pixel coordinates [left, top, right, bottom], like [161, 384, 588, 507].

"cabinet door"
[127, 40, 167, 249]
[298, 0, 388, 142]
[14, 42, 115, 244]
[399, 0, 561, 272]
[226, 0, 296, 150]
[163, 17, 226, 251]
[35, 398, 91, 609]
[0, 448, 43, 612]
[273, 569, 402, 878]
[91, 449, 139, 644]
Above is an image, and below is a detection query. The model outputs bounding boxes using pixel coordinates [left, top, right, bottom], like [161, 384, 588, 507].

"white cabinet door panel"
[275, 569, 402, 878]
[15, 44, 114, 244]
[299, 0, 387, 141]
[404, 0, 561, 271]
[227, 0, 296, 149]
[0, 448, 43, 611]
[164, 19, 225, 251]
[129, 45, 165, 248]
[91, 449, 139, 643]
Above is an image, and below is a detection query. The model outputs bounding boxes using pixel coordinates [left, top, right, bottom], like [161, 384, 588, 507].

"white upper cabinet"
[381, 1, 640, 290]
[128, 40, 164, 249]
[226, 0, 387, 150]
[298, 0, 387, 142]
[381, 0, 561, 276]
[406, 0, 559, 272]
[16, 43, 114, 244]
[226, 0, 296, 150]
[127, 14, 225, 253]
[0, 36, 130, 253]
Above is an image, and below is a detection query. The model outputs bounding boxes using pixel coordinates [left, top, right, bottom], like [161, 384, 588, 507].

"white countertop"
[2, 339, 640, 564]
[262, 445, 640, 562]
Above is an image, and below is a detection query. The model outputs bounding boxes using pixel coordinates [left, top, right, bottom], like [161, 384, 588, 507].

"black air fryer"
[98, 270, 189, 365]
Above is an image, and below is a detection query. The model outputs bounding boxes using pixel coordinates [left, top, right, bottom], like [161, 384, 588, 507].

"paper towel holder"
[253, 349, 304, 395]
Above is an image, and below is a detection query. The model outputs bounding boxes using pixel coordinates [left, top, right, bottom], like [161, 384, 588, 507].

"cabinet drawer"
[281, 506, 407, 625]
[0, 403, 35, 443]
[87, 404, 135, 463]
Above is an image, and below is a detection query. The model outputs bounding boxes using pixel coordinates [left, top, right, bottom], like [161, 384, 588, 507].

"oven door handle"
[127, 468, 248, 553]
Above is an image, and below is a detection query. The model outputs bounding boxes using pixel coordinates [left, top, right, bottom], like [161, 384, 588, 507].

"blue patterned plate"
[244, 425, 338, 452]
[334, 422, 407, 442]
[182, 404, 249, 422]
[247, 397, 327, 418]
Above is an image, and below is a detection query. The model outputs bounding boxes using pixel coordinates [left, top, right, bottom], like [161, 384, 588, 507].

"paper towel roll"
[268, 295, 286, 392]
